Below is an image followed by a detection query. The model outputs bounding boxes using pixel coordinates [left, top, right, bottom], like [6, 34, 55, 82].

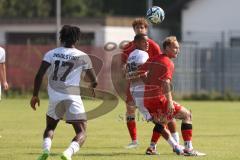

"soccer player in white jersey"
[126, 34, 151, 120]
[0, 47, 9, 100]
[30, 25, 97, 160]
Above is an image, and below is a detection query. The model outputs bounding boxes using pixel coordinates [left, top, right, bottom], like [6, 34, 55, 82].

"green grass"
[0, 99, 240, 160]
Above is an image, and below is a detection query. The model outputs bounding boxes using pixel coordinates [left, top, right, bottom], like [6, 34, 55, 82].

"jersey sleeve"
[43, 51, 52, 63]
[121, 41, 134, 64]
[0, 47, 6, 63]
[82, 54, 93, 70]
[148, 39, 162, 57]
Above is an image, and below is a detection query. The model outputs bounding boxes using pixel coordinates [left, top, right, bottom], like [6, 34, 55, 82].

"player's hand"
[89, 82, 97, 98]
[30, 96, 40, 111]
[2, 82, 9, 90]
[167, 102, 175, 115]
[91, 88, 96, 98]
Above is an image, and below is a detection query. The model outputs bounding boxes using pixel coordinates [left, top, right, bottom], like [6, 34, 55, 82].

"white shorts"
[47, 87, 86, 122]
[130, 81, 152, 120]
[130, 82, 145, 108]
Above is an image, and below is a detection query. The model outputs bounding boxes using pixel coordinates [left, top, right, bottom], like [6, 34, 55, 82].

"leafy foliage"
[0, 0, 181, 18]
[0, 0, 51, 18]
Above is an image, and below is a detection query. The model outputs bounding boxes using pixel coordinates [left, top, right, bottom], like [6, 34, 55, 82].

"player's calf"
[126, 114, 138, 147]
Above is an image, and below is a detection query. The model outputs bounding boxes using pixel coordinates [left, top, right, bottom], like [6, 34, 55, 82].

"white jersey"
[0, 47, 5, 63]
[126, 49, 149, 77]
[127, 49, 151, 121]
[43, 47, 92, 101]
[0, 47, 6, 100]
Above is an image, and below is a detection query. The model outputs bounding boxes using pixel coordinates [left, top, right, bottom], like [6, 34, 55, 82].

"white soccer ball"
[146, 6, 165, 24]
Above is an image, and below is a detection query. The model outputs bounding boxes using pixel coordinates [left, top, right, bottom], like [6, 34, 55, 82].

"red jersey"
[140, 54, 181, 122]
[140, 54, 174, 98]
[121, 38, 162, 64]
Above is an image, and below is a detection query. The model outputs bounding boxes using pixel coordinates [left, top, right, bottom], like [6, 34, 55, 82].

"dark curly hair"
[59, 25, 81, 47]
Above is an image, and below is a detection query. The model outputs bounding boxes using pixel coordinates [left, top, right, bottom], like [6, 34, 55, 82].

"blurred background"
[0, 0, 239, 100]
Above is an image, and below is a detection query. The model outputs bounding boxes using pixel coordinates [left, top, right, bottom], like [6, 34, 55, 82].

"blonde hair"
[132, 17, 149, 29]
[162, 36, 177, 50]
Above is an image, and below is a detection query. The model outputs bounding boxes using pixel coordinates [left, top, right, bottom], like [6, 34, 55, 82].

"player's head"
[162, 36, 180, 58]
[132, 18, 149, 35]
[59, 25, 81, 47]
[134, 33, 149, 51]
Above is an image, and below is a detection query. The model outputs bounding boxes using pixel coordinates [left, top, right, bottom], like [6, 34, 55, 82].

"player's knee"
[126, 105, 136, 114]
[167, 120, 177, 133]
[186, 110, 192, 121]
[126, 114, 135, 122]
[153, 123, 164, 133]
[182, 110, 192, 123]
[126, 108, 136, 118]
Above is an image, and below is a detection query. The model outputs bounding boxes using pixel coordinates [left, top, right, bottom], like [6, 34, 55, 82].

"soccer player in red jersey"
[140, 36, 206, 156]
[122, 18, 180, 154]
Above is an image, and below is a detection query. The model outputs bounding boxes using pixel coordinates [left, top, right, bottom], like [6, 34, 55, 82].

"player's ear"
[165, 46, 170, 51]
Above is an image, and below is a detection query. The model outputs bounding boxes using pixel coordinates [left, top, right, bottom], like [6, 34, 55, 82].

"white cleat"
[125, 141, 139, 149]
[184, 149, 206, 156]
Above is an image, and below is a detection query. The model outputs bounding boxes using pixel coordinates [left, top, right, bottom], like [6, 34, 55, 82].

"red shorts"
[144, 96, 182, 122]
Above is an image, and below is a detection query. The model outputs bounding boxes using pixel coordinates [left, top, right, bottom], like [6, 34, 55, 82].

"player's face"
[166, 41, 180, 58]
[135, 36, 149, 51]
[134, 24, 147, 34]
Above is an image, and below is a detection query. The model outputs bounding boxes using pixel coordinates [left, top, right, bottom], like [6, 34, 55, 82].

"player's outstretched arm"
[30, 61, 50, 110]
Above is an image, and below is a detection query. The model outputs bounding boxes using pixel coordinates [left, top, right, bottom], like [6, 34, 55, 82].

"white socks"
[171, 132, 180, 144]
[167, 136, 178, 148]
[63, 141, 80, 158]
[42, 137, 52, 152]
[42, 138, 80, 158]
[184, 141, 193, 150]
[150, 142, 156, 149]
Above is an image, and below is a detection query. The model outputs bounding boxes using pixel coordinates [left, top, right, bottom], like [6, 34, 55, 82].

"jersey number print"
[52, 60, 74, 82]
[127, 62, 137, 73]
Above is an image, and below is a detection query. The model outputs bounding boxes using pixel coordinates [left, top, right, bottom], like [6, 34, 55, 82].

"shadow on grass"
[27, 151, 174, 157]
[195, 134, 240, 137]
[78, 152, 152, 157]
[27, 153, 60, 157]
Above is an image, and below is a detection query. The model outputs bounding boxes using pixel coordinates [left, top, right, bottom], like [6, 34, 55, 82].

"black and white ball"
[146, 6, 165, 24]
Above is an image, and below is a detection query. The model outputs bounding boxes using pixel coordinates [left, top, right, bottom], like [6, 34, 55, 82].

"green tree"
[0, 0, 182, 18]
[61, 0, 105, 17]
[0, 0, 51, 18]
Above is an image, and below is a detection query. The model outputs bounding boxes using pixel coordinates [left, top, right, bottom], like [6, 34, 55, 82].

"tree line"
[0, 0, 176, 18]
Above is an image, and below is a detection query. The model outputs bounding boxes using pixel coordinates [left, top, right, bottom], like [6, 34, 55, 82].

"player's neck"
[162, 53, 170, 58]
[62, 43, 75, 48]
[136, 47, 146, 52]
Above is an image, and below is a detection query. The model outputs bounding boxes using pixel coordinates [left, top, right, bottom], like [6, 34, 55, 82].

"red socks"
[181, 123, 193, 141]
[127, 120, 137, 141]
[151, 131, 160, 143]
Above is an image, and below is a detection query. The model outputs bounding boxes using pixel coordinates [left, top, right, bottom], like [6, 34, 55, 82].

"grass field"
[0, 98, 240, 160]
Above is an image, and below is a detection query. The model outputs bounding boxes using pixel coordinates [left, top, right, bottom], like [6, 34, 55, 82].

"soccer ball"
[146, 6, 165, 24]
